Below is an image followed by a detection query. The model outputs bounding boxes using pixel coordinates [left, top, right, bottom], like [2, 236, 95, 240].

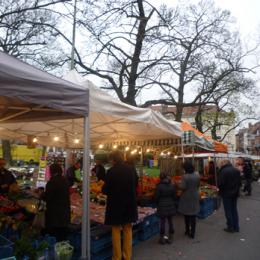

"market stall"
[0, 52, 183, 259]
[0, 51, 91, 259]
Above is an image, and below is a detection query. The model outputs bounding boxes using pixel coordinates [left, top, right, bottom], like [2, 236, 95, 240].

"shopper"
[43, 164, 70, 241]
[178, 161, 200, 239]
[218, 160, 241, 233]
[242, 159, 253, 196]
[92, 159, 106, 181]
[155, 171, 176, 244]
[102, 150, 138, 260]
[208, 161, 217, 186]
[65, 160, 81, 186]
[0, 158, 16, 194]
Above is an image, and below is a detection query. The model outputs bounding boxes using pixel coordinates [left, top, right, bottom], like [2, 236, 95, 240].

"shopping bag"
[32, 200, 46, 229]
[32, 211, 45, 229]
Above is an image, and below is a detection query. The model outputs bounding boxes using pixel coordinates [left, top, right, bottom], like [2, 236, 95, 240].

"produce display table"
[70, 191, 159, 259]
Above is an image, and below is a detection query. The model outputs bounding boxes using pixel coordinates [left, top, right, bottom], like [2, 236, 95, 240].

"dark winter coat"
[65, 166, 80, 187]
[243, 162, 253, 180]
[155, 178, 177, 217]
[102, 162, 138, 225]
[218, 164, 241, 198]
[0, 168, 16, 194]
[93, 164, 106, 182]
[43, 175, 70, 228]
[178, 173, 200, 216]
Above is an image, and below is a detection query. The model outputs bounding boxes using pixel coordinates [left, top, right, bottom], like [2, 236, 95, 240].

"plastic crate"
[212, 196, 221, 210]
[91, 235, 112, 254]
[138, 214, 159, 229]
[0, 235, 14, 259]
[197, 198, 214, 219]
[91, 248, 112, 260]
[0, 228, 20, 241]
[138, 222, 159, 241]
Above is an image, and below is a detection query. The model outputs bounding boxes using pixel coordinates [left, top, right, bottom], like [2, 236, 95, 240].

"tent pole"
[181, 139, 185, 162]
[81, 116, 90, 260]
[213, 152, 218, 185]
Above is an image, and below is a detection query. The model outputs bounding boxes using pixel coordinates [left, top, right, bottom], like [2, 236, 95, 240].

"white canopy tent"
[0, 52, 182, 259]
[0, 51, 91, 259]
[0, 70, 182, 147]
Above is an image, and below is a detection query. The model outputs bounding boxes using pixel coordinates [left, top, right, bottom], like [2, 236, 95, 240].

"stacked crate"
[137, 214, 159, 241]
[197, 198, 215, 219]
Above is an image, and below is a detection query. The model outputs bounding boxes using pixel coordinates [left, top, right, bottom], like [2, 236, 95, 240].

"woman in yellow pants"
[103, 151, 138, 260]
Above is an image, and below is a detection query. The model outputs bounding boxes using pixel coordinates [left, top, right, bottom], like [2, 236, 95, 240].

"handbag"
[32, 199, 46, 229]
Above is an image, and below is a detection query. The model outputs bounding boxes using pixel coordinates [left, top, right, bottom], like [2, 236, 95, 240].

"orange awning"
[181, 121, 228, 153]
[214, 141, 228, 153]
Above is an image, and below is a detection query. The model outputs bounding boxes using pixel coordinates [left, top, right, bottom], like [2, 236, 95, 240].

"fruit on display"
[0, 195, 20, 213]
[90, 180, 104, 194]
[199, 185, 218, 199]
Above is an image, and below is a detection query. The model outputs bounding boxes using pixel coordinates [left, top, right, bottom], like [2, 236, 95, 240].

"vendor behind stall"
[65, 161, 81, 187]
[43, 163, 70, 241]
[92, 159, 106, 181]
[0, 158, 16, 194]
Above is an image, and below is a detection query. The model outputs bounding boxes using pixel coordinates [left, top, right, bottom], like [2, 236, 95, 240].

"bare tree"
[141, 0, 259, 123]
[66, 0, 170, 106]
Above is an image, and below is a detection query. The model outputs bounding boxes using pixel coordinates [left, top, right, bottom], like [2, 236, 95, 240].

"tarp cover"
[0, 51, 89, 120]
[181, 122, 215, 151]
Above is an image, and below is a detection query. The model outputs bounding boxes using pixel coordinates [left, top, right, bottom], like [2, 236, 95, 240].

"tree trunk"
[195, 108, 203, 132]
[175, 105, 183, 122]
[126, 0, 153, 106]
[2, 140, 12, 166]
[211, 126, 218, 140]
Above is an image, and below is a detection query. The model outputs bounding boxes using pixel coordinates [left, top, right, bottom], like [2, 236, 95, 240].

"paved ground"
[133, 182, 260, 260]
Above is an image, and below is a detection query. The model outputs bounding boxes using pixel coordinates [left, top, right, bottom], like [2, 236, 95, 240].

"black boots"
[158, 235, 166, 245]
[159, 234, 174, 245]
[167, 233, 173, 244]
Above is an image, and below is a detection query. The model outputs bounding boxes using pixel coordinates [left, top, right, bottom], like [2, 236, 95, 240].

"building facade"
[236, 122, 260, 155]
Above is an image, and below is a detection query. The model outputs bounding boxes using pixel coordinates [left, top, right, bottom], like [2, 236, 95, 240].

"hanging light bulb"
[167, 152, 171, 155]
[54, 136, 59, 141]
[146, 149, 150, 153]
[125, 146, 130, 151]
[113, 145, 118, 149]
[74, 139, 80, 144]
[174, 155, 178, 159]
[160, 152, 164, 156]
[33, 137, 38, 143]
[99, 144, 104, 149]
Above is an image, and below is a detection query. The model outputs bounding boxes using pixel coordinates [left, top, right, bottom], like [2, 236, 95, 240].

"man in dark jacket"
[242, 159, 253, 196]
[218, 160, 241, 233]
[102, 150, 138, 260]
[0, 158, 16, 194]
[92, 159, 106, 181]
[43, 164, 70, 241]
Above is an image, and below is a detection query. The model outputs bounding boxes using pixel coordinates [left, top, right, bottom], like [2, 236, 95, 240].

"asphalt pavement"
[133, 181, 260, 260]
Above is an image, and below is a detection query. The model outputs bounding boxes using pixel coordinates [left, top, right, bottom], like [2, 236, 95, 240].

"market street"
[133, 182, 260, 260]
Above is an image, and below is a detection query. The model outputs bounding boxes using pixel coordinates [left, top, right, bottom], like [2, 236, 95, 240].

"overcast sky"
[137, 0, 260, 109]
[151, 0, 260, 39]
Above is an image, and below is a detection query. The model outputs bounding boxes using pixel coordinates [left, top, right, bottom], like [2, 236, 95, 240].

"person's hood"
[220, 163, 232, 171]
[160, 177, 171, 184]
